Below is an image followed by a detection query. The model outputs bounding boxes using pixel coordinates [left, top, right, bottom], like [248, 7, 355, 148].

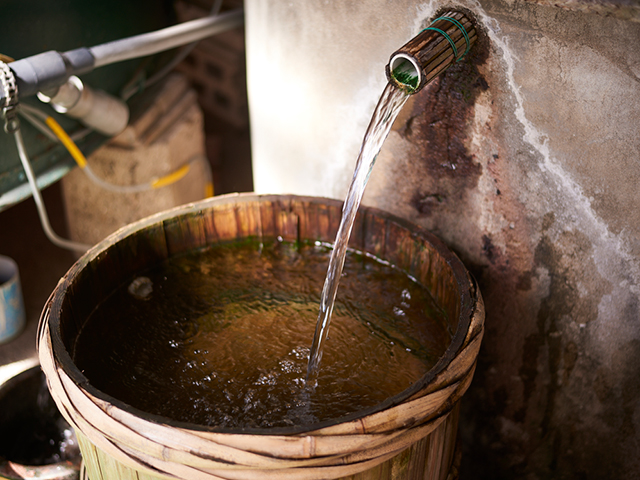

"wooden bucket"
[37, 194, 484, 480]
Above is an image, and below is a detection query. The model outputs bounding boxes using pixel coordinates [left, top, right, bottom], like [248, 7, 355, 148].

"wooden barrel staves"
[37, 194, 484, 480]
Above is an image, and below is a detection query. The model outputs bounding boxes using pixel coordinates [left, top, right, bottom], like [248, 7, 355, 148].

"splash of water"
[306, 83, 409, 383]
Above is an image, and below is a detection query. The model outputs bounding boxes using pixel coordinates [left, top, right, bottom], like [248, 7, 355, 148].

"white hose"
[81, 164, 151, 193]
[13, 128, 91, 253]
[17, 107, 58, 142]
[81, 154, 208, 194]
[19, 103, 90, 142]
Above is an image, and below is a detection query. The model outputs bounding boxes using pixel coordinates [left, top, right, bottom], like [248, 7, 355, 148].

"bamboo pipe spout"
[386, 10, 477, 94]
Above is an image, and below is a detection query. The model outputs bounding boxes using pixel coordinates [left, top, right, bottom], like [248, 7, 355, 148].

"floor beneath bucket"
[0, 183, 75, 383]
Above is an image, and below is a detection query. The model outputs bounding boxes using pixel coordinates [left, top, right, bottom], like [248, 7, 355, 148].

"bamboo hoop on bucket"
[38, 194, 484, 480]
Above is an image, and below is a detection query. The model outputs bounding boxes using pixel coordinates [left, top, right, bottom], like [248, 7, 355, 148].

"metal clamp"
[0, 61, 19, 133]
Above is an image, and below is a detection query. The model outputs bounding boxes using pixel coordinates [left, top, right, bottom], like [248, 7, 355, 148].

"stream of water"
[306, 82, 410, 383]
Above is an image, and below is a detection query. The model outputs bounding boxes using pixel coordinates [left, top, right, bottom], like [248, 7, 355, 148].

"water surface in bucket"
[73, 240, 450, 429]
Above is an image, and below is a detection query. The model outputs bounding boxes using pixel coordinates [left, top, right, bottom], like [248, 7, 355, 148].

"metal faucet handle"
[0, 62, 19, 133]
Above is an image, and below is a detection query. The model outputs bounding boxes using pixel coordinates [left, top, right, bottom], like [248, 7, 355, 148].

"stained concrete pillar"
[245, 1, 640, 478]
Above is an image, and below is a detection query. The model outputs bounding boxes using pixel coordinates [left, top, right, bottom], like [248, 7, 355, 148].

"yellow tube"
[46, 112, 193, 191]
[45, 116, 87, 169]
[151, 164, 190, 189]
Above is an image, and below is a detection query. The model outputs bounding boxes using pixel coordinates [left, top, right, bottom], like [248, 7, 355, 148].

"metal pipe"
[90, 8, 243, 68]
[386, 10, 477, 94]
[38, 76, 130, 136]
[3, 8, 243, 101]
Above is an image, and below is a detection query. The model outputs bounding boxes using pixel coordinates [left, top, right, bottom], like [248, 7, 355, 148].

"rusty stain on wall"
[400, 47, 488, 217]
[366, 13, 640, 476]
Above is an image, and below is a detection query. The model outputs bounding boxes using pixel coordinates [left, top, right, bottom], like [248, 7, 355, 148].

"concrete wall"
[245, 1, 640, 478]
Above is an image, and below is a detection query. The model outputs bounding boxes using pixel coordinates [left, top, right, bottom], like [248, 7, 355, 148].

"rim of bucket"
[42, 193, 478, 436]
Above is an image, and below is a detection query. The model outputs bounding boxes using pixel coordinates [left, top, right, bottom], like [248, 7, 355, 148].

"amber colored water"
[73, 240, 450, 430]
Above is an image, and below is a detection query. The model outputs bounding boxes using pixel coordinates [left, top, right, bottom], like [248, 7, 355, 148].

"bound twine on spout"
[423, 16, 471, 61]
